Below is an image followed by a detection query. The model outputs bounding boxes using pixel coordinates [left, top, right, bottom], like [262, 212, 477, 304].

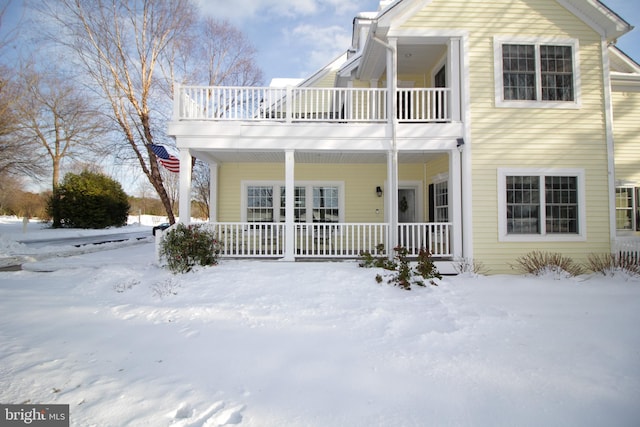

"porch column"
[178, 148, 192, 224]
[209, 162, 218, 222]
[387, 150, 399, 252]
[450, 149, 463, 259]
[448, 38, 462, 122]
[284, 149, 295, 261]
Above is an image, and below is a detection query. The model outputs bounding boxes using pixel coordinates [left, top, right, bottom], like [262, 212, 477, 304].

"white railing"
[207, 222, 285, 257]
[397, 88, 450, 122]
[613, 237, 640, 263]
[397, 223, 452, 257]
[194, 222, 451, 259]
[295, 223, 389, 258]
[176, 86, 451, 123]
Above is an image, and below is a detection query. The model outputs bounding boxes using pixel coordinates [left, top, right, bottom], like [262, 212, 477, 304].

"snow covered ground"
[1, 216, 639, 426]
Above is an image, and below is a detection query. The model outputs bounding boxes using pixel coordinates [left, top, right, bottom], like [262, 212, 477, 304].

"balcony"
[173, 85, 453, 124]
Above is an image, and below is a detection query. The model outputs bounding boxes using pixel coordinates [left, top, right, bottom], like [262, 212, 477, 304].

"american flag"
[150, 144, 179, 173]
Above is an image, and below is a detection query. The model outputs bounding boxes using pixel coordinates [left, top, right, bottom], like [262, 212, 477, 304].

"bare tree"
[0, 68, 44, 178]
[40, 0, 200, 225]
[0, 4, 42, 179]
[178, 18, 263, 87]
[39, 1, 263, 224]
[12, 65, 106, 190]
[192, 160, 210, 219]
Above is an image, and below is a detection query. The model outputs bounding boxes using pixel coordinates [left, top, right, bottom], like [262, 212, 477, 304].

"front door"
[398, 188, 417, 250]
[398, 189, 416, 223]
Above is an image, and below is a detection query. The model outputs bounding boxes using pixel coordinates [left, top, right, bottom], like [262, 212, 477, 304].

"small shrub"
[415, 248, 442, 284]
[359, 245, 441, 290]
[587, 253, 640, 277]
[160, 223, 221, 274]
[512, 251, 584, 278]
[359, 243, 395, 270]
[453, 257, 487, 276]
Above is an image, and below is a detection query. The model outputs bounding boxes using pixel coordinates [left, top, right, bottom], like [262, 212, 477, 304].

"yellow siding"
[218, 163, 392, 223]
[403, 0, 611, 273]
[613, 90, 640, 184]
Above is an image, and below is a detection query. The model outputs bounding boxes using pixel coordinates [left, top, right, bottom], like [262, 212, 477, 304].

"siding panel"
[400, 0, 610, 272]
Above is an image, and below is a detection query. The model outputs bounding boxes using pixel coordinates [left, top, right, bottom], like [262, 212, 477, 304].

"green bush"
[359, 245, 441, 290]
[47, 170, 130, 228]
[160, 223, 221, 274]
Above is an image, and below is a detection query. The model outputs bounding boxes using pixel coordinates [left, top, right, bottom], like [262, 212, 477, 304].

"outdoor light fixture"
[376, 186, 383, 197]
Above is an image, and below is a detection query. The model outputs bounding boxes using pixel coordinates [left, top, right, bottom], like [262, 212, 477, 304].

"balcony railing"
[175, 86, 452, 123]
[169, 222, 452, 259]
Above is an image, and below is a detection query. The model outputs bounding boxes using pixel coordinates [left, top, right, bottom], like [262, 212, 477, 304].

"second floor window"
[496, 38, 578, 107]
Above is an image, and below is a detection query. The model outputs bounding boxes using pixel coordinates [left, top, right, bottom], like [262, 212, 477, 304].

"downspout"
[371, 32, 398, 258]
[601, 39, 617, 251]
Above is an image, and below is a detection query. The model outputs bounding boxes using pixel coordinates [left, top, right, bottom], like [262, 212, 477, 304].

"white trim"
[493, 36, 581, 109]
[497, 168, 587, 242]
[178, 149, 192, 224]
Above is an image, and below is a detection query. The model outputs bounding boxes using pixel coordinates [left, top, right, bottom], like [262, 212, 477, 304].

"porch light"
[376, 186, 383, 197]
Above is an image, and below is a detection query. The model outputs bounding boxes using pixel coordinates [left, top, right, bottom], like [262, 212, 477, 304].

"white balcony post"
[209, 162, 218, 222]
[448, 38, 462, 122]
[450, 149, 463, 259]
[284, 149, 295, 261]
[178, 148, 192, 224]
[286, 86, 293, 123]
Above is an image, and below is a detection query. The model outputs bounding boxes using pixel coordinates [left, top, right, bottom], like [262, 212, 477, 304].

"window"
[313, 186, 339, 223]
[615, 187, 640, 232]
[495, 37, 579, 108]
[247, 186, 273, 222]
[280, 186, 306, 222]
[244, 182, 343, 223]
[498, 169, 585, 241]
[434, 181, 449, 222]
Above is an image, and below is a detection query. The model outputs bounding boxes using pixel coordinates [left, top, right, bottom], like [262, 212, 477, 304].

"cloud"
[196, 0, 373, 22]
[285, 24, 352, 76]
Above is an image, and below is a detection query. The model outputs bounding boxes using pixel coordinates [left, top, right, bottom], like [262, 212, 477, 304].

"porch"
[203, 222, 452, 259]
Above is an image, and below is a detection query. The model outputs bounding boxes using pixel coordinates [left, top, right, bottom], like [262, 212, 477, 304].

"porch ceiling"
[192, 149, 445, 165]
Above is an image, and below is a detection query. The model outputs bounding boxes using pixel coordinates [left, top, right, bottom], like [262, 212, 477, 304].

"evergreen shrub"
[160, 223, 221, 274]
[47, 170, 130, 228]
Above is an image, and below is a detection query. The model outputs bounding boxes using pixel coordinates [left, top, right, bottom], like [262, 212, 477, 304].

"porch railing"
[189, 222, 452, 259]
[175, 86, 451, 123]
[613, 237, 640, 263]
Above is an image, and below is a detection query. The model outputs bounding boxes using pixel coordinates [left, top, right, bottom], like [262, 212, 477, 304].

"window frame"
[494, 36, 581, 109]
[615, 186, 638, 232]
[433, 178, 449, 223]
[497, 168, 586, 242]
[242, 181, 345, 223]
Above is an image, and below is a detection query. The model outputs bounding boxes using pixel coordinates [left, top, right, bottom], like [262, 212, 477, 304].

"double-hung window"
[615, 186, 640, 232]
[245, 182, 343, 223]
[498, 169, 585, 241]
[495, 37, 579, 108]
[434, 180, 449, 222]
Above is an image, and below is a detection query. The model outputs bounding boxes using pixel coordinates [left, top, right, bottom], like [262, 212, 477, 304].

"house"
[167, 0, 639, 274]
